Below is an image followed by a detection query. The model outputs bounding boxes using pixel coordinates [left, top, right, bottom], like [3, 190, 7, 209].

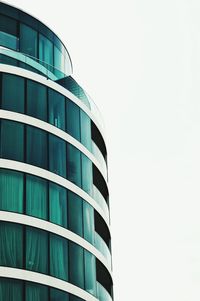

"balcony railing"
[92, 141, 107, 180]
[93, 185, 109, 220]
[94, 232, 111, 268]
[97, 282, 112, 301]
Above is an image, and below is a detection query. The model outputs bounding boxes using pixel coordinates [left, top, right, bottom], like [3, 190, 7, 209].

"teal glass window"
[50, 234, 68, 281]
[26, 126, 47, 169]
[54, 46, 65, 76]
[26, 175, 47, 220]
[66, 100, 80, 141]
[49, 183, 68, 228]
[0, 278, 23, 301]
[0, 14, 18, 50]
[80, 110, 92, 151]
[67, 144, 81, 187]
[0, 169, 23, 213]
[0, 222, 23, 268]
[81, 154, 93, 196]
[49, 135, 66, 177]
[2, 74, 24, 113]
[70, 297, 84, 301]
[26, 282, 48, 301]
[27, 80, 47, 121]
[26, 227, 48, 274]
[83, 202, 94, 244]
[20, 24, 38, 57]
[68, 191, 83, 237]
[39, 34, 53, 67]
[84, 251, 96, 296]
[0, 120, 24, 162]
[50, 288, 69, 301]
[48, 89, 65, 130]
[69, 242, 84, 289]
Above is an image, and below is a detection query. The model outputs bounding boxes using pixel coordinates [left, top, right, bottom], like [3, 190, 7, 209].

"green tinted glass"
[26, 282, 48, 301]
[0, 278, 23, 301]
[69, 242, 84, 289]
[67, 144, 81, 187]
[49, 135, 66, 177]
[27, 80, 47, 121]
[48, 89, 65, 130]
[66, 100, 80, 141]
[68, 191, 83, 237]
[20, 24, 38, 57]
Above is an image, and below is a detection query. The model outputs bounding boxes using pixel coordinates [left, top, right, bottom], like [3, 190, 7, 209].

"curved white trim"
[0, 211, 112, 275]
[0, 109, 108, 184]
[0, 267, 98, 301]
[0, 65, 106, 142]
[0, 159, 110, 227]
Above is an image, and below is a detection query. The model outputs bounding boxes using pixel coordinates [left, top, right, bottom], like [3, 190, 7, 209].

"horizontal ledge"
[0, 267, 98, 301]
[0, 211, 112, 276]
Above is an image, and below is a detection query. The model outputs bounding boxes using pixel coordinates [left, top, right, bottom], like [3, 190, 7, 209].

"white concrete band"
[0, 211, 112, 275]
[0, 267, 98, 301]
[0, 159, 110, 227]
[0, 65, 106, 142]
[0, 109, 108, 184]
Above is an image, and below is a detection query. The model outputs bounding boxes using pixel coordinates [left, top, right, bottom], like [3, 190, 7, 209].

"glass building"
[0, 2, 113, 301]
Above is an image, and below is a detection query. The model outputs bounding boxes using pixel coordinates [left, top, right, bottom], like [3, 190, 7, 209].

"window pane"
[27, 80, 47, 121]
[49, 183, 67, 228]
[26, 175, 47, 220]
[54, 46, 65, 75]
[81, 154, 93, 196]
[0, 14, 17, 36]
[26, 227, 48, 274]
[26, 282, 48, 301]
[0, 278, 23, 301]
[80, 111, 91, 151]
[70, 296, 84, 301]
[69, 242, 84, 289]
[0, 222, 23, 268]
[39, 34, 53, 67]
[20, 24, 38, 57]
[0, 169, 23, 213]
[50, 288, 69, 301]
[2, 74, 24, 113]
[84, 251, 96, 296]
[0, 120, 24, 162]
[83, 202, 94, 244]
[68, 191, 83, 237]
[66, 100, 80, 141]
[26, 126, 47, 169]
[50, 234, 68, 281]
[67, 144, 81, 187]
[48, 89, 65, 130]
[0, 31, 18, 50]
[49, 135, 66, 177]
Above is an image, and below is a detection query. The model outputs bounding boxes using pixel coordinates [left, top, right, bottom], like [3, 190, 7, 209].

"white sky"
[3, 0, 200, 300]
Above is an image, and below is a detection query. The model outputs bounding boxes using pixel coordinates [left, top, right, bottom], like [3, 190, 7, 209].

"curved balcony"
[97, 282, 112, 301]
[93, 185, 109, 220]
[92, 141, 107, 179]
[94, 232, 111, 269]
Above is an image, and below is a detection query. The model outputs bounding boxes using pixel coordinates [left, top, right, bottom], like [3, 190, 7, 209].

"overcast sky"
[4, 0, 200, 300]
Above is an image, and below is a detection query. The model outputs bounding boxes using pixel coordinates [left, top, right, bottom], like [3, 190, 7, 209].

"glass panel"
[97, 282, 112, 301]
[50, 287, 69, 301]
[26, 175, 47, 220]
[26, 227, 48, 274]
[68, 191, 83, 237]
[81, 154, 93, 196]
[84, 251, 96, 296]
[26, 126, 47, 169]
[67, 144, 81, 187]
[20, 24, 38, 57]
[49, 135, 66, 177]
[69, 242, 84, 289]
[0, 31, 18, 50]
[49, 183, 67, 228]
[83, 202, 94, 244]
[0, 14, 17, 36]
[54, 46, 65, 75]
[0, 222, 23, 268]
[0, 169, 23, 213]
[0, 120, 24, 162]
[48, 89, 65, 130]
[50, 234, 68, 281]
[80, 110, 91, 151]
[39, 34, 53, 67]
[26, 282, 48, 301]
[70, 296, 84, 301]
[2, 73, 24, 113]
[94, 232, 111, 268]
[66, 100, 80, 141]
[0, 278, 23, 301]
[27, 80, 47, 122]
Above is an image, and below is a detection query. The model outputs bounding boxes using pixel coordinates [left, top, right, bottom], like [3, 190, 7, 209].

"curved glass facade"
[0, 3, 113, 301]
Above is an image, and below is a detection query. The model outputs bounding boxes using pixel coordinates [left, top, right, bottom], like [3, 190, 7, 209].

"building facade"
[0, 2, 113, 301]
